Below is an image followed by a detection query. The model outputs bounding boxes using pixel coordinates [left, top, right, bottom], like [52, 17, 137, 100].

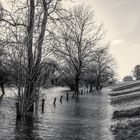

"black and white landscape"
[0, 0, 140, 140]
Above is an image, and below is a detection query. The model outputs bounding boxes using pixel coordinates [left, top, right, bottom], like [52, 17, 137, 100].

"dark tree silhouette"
[133, 65, 140, 80]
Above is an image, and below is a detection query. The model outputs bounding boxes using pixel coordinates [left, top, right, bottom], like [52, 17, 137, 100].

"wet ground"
[0, 87, 114, 140]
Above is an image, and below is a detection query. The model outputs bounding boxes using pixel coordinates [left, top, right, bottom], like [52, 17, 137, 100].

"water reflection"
[0, 87, 114, 140]
[14, 115, 42, 140]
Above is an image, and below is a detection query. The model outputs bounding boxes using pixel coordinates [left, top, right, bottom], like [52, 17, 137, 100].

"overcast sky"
[1, 0, 140, 80]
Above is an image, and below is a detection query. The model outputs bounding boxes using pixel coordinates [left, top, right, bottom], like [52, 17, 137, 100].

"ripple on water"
[0, 87, 114, 140]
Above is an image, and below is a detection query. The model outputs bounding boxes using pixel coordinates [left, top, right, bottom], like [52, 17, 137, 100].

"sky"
[1, 0, 140, 80]
[62, 0, 140, 80]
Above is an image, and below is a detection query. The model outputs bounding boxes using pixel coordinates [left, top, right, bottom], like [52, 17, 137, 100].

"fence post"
[66, 93, 69, 101]
[72, 93, 75, 99]
[53, 97, 57, 106]
[81, 89, 83, 95]
[60, 96, 63, 103]
[35, 98, 39, 113]
[87, 88, 88, 94]
[16, 102, 19, 114]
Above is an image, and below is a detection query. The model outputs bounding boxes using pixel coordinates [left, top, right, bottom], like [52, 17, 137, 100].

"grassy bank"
[113, 107, 140, 119]
[112, 120, 140, 140]
[110, 81, 140, 140]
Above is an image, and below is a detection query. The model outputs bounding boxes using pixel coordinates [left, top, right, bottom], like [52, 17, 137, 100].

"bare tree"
[0, 0, 63, 117]
[51, 6, 104, 99]
[81, 46, 115, 92]
[92, 46, 115, 91]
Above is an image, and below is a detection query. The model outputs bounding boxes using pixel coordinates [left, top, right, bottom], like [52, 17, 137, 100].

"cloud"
[111, 39, 124, 45]
[111, 39, 140, 48]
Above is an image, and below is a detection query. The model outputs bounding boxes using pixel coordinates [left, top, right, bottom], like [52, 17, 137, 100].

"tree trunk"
[25, 0, 48, 114]
[75, 76, 80, 100]
[0, 84, 5, 96]
[89, 83, 93, 92]
[96, 77, 100, 91]
[25, 0, 35, 113]
[69, 84, 75, 91]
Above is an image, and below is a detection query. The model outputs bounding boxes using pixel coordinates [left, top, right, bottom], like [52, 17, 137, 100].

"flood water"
[0, 87, 114, 140]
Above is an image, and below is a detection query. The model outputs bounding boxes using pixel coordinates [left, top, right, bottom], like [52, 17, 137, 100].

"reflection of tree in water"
[60, 98, 103, 140]
[72, 105, 85, 140]
[14, 115, 42, 140]
[57, 102, 88, 140]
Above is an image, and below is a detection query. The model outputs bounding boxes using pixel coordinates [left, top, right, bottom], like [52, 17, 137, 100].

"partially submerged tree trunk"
[95, 76, 103, 91]
[25, 0, 35, 113]
[96, 77, 100, 91]
[0, 84, 5, 96]
[89, 83, 93, 92]
[75, 75, 80, 100]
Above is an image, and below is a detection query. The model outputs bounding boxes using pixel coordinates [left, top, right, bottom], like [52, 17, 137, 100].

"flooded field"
[0, 87, 113, 140]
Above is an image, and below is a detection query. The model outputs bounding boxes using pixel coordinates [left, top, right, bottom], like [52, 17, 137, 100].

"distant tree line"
[133, 65, 140, 80]
[122, 65, 140, 82]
